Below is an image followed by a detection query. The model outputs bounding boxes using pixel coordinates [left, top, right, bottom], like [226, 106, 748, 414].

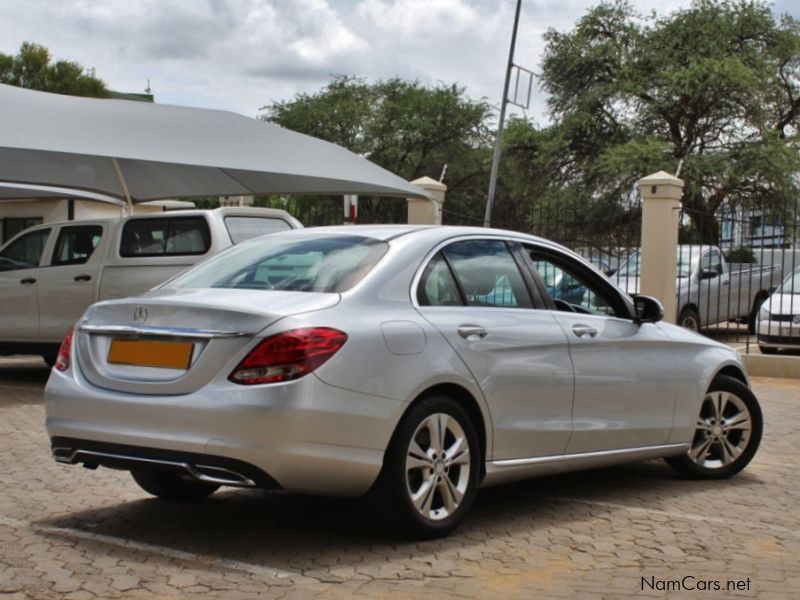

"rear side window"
[52, 225, 103, 266]
[0, 228, 50, 270]
[120, 217, 210, 257]
[225, 216, 292, 244]
[417, 253, 464, 306]
[436, 239, 533, 308]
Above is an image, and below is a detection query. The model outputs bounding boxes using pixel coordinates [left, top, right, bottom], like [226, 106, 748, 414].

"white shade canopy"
[0, 84, 426, 204]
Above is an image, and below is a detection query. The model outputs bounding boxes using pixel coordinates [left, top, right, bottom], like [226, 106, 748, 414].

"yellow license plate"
[108, 339, 194, 369]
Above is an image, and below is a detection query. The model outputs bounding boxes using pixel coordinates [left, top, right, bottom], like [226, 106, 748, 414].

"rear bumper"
[45, 366, 407, 496]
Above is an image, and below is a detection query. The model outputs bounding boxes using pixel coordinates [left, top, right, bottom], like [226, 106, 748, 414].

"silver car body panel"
[46, 225, 750, 497]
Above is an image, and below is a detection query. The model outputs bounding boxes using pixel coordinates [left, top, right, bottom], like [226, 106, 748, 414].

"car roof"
[296, 224, 551, 244]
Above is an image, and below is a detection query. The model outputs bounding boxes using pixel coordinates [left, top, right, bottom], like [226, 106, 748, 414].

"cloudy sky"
[1, 0, 797, 123]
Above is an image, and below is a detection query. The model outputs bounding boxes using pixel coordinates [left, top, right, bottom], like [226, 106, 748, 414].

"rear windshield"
[166, 234, 388, 293]
[224, 216, 292, 244]
[120, 217, 211, 257]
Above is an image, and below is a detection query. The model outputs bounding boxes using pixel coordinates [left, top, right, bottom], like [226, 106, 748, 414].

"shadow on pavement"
[37, 460, 761, 572]
[0, 356, 50, 389]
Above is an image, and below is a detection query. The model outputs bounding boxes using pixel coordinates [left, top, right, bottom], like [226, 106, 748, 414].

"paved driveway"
[0, 358, 797, 599]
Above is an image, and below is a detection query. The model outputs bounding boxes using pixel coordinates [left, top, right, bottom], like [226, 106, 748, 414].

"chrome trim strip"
[491, 442, 690, 468]
[53, 449, 256, 487]
[78, 324, 248, 339]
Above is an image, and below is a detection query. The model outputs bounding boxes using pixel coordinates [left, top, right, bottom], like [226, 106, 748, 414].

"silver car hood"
[763, 293, 800, 316]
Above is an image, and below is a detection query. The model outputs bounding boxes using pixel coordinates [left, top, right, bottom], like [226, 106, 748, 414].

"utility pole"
[484, 0, 526, 228]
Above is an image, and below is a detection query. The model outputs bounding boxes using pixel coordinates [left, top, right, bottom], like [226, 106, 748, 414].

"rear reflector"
[228, 327, 347, 385]
[54, 325, 75, 372]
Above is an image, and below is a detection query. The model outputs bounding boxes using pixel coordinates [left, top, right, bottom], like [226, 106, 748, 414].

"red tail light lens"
[229, 328, 347, 385]
[54, 325, 75, 372]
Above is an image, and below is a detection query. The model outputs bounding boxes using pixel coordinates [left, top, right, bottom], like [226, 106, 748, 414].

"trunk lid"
[75, 288, 339, 394]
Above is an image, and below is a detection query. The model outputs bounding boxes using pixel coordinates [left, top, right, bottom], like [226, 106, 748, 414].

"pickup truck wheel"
[367, 396, 480, 539]
[131, 469, 219, 501]
[748, 295, 767, 335]
[678, 308, 701, 332]
[666, 375, 762, 479]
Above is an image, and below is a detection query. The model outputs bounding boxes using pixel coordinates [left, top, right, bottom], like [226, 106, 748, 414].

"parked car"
[0, 207, 301, 365]
[46, 226, 762, 538]
[616, 246, 782, 332]
[757, 265, 800, 354]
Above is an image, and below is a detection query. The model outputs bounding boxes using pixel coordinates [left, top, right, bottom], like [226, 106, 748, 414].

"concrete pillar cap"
[411, 176, 447, 191]
[638, 171, 684, 188]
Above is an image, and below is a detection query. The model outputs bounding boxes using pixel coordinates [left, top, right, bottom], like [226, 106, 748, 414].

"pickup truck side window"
[120, 217, 211, 257]
[440, 240, 534, 308]
[0, 228, 50, 271]
[52, 225, 103, 266]
[702, 249, 723, 276]
[224, 216, 292, 244]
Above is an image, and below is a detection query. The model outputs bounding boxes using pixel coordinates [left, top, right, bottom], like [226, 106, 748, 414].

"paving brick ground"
[0, 356, 798, 599]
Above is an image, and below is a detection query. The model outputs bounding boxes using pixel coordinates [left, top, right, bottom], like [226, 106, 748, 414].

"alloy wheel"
[405, 413, 471, 521]
[688, 391, 753, 469]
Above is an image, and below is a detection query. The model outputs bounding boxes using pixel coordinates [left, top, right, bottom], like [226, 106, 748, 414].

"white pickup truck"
[616, 245, 782, 332]
[0, 207, 301, 364]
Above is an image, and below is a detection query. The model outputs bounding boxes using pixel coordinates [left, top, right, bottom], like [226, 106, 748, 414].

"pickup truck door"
[0, 227, 51, 339]
[37, 224, 105, 342]
[524, 246, 678, 454]
[696, 248, 729, 325]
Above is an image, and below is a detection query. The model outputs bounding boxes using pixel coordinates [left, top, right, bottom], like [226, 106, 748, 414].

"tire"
[759, 345, 778, 355]
[666, 375, 762, 479]
[368, 396, 481, 538]
[131, 469, 219, 501]
[748, 295, 767, 335]
[678, 307, 701, 332]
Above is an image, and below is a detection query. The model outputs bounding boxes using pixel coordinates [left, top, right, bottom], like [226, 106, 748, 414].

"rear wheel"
[748, 294, 767, 334]
[131, 469, 219, 501]
[678, 307, 701, 332]
[369, 396, 480, 538]
[666, 375, 762, 479]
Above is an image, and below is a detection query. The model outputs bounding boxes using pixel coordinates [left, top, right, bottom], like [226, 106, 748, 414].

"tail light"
[229, 328, 347, 385]
[54, 325, 75, 372]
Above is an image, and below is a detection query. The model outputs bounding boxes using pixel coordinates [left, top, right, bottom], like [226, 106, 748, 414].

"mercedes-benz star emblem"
[133, 306, 148, 324]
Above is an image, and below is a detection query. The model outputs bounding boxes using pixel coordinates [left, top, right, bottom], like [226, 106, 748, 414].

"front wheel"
[666, 375, 762, 479]
[369, 396, 481, 538]
[131, 469, 219, 501]
[678, 307, 701, 332]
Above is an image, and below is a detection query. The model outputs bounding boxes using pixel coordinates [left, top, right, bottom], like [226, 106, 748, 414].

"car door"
[0, 227, 51, 339]
[696, 248, 728, 325]
[415, 238, 574, 461]
[37, 223, 106, 341]
[524, 245, 678, 454]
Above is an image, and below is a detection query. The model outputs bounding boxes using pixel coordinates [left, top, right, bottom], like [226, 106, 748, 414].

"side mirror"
[699, 269, 718, 280]
[633, 295, 664, 324]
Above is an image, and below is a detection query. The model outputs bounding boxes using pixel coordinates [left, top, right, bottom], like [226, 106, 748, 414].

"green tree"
[0, 42, 109, 98]
[263, 76, 493, 224]
[507, 0, 800, 243]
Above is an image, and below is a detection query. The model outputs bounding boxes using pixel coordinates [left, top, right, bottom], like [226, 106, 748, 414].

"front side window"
[702, 250, 723, 276]
[529, 251, 621, 317]
[438, 239, 533, 308]
[120, 217, 210, 257]
[167, 234, 387, 293]
[224, 216, 292, 244]
[0, 228, 50, 271]
[52, 225, 103, 266]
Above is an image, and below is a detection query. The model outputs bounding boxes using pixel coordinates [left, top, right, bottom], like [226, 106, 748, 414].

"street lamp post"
[483, 0, 524, 228]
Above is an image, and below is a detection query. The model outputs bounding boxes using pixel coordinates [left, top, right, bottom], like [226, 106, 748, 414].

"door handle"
[20, 278, 36, 284]
[74, 274, 92, 282]
[457, 325, 488, 339]
[572, 324, 597, 338]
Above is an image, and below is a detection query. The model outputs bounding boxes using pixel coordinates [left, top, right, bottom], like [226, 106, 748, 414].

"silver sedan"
[45, 226, 762, 537]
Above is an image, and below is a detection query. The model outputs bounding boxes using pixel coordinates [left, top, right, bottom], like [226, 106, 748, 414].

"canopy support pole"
[112, 158, 134, 216]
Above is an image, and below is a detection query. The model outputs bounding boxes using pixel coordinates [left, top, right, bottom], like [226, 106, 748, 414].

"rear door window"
[0, 228, 50, 270]
[224, 216, 292, 244]
[120, 217, 210, 257]
[52, 225, 103, 266]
